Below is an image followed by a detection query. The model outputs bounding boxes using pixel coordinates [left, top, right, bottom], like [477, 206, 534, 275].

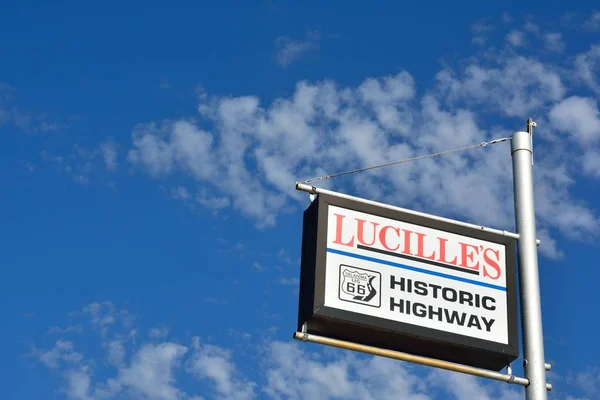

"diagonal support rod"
[293, 332, 552, 391]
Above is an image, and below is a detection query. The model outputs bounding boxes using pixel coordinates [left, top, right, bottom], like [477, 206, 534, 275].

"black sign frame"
[297, 193, 519, 371]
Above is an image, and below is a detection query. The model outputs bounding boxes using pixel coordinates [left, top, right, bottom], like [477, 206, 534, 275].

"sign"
[297, 193, 519, 371]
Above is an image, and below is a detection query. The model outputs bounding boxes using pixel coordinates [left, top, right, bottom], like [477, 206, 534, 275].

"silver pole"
[511, 121, 547, 399]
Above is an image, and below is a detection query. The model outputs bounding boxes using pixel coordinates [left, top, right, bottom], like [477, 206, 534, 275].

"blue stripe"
[327, 248, 506, 292]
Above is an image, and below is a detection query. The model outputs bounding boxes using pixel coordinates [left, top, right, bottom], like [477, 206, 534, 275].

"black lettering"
[467, 315, 482, 330]
[390, 297, 404, 313]
[429, 284, 441, 298]
[414, 281, 428, 296]
[482, 317, 495, 332]
[474, 293, 481, 308]
[444, 309, 466, 326]
[442, 287, 457, 302]
[390, 276, 406, 291]
[482, 296, 496, 311]
[459, 291, 474, 306]
[413, 302, 427, 317]
[428, 305, 443, 321]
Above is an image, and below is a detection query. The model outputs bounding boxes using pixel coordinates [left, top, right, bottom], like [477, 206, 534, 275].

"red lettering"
[402, 229, 414, 255]
[332, 214, 354, 247]
[356, 219, 379, 246]
[459, 242, 480, 270]
[437, 237, 458, 265]
[379, 226, 401, 251]
[483, 248, 501, 280]
[415, 232, 436, 260]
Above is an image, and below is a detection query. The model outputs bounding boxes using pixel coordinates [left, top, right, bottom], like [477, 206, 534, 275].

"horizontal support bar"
[296, 183, 541, 246]
[293, 331, 530, 387]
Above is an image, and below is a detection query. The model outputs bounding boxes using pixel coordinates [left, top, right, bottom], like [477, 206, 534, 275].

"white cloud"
[172, 186, 191, 201]
[35, 336, 527, 400]
[584, 11, 600, 31]
[429, 369, 520, 400]
[35, 302, 600, 400]
[435, 55, 564, 117]
[549, 96, 600, 179]
[506, 30, 525, 47]
[253, 262, 266, 272]
[535, 229, 562, 260]
[274, 31, 320, 68]
[472, 20, 494, 34]
[74, 175, 89, 185]
[77, 301, 135, 336]
[10, 109, 64, 132]
[128, 120, 215, 179]
[107, 340, 126, 366]
[276, 249, 294, 265]
[569, 366, 600, 398]
[150, 326, 170, 339]
[41, 141, 120, 185]
[549, 96, 600, 143]
[472, 36, 486, 46]
[264, 341, 429, 400]
[524, 22, 540, 34]
[582, 150, 600, 178]
[262, 341, 522, 400]
[49, 325, 84, 334]
[0, 81, 15, 103]
[100, 140, 118, 171]
[0, 82, 65, 132]
[128, 71, 415, 228]
[187, 339, 256, 400]
[36, 305, 196, 400]
[63, 367, 93, 400]
[127, 49, 600, 258]
[128, 116, 282, 227]
[81, 302, 117, 334]
[37, 341, 84, 369]
[115, 342, 188, 400]
[471, 19, 493, 45]
[544, 33, 565, 53]
[575, 44, 600, 94]
[533, 159, 600, 241]
[196, 190, 230, 211]
[358, 71, 415, 132]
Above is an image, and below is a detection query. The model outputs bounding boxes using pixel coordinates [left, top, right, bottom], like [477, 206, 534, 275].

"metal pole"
[511, 120, 547, 399]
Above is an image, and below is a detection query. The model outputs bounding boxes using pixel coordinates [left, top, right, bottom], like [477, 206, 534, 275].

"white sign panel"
[324, 205, 509, 344]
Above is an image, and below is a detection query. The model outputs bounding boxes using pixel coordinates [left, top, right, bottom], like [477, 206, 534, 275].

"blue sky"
[3, 1, 600, 399]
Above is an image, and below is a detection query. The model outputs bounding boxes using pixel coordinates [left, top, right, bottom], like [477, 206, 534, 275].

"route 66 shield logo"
[339, 265, 381, 308]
